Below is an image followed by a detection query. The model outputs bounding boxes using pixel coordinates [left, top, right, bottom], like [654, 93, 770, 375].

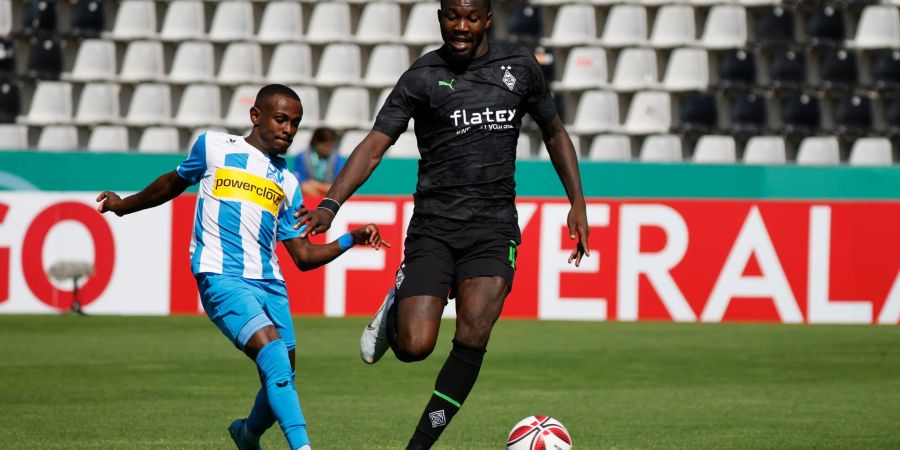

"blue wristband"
[338, 232, 354, 252]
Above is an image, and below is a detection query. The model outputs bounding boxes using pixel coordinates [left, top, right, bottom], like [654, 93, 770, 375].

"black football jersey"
[373, 42, 558, 223]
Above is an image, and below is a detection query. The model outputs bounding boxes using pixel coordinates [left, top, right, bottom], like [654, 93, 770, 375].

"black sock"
[406, 340, 486, 450]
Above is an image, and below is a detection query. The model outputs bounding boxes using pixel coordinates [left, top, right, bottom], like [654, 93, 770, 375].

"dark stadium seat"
[769, 50, 806, 92]
[716, 49, 757, 91]
[818, 49, 858, 91]
[0, 39, 14, 76]
[780, 93, 821, 136]
[730, 93, 768, 135]
[886, 98, 900, 136]
[70, 0, 105, 37]
[675, 91, 718, 134]
[805, 6, 845, 47]
[873, 51, 900, 92]
[754, 7, 794, 48]
[21, 0, 57, 35]
[832, 95, 871, 136]
[25, 37, 63, 79]
[0, 81, 20, 123]
[506, 3, 543, 47]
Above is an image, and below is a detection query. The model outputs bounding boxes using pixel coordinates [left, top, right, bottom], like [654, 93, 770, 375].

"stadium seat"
[324, 87, 370, 129]
[258, 1, 304, 44]
[25, 37, 63, 79]
[506, 4, 543, 47]
[872, 50, 900, 91]
[730, 93, 768, 134]
[753, 6, 794, 48]
[87, 125, 128, 152]
[888, 100, 900, 136]
[847, 6, 900, 49]
[75, 82, 119, 124]
[160, 0, 205, 42]
[315, 44, 362, 87]
[805, 6, 844, 47]
[120, 40, 165, 82]
[623, 92, 672, 135]
[662, 48, 709, 92]
[21, 0, 57, 35]
[218, 43, 264, 85]
[692, 135, 737, 163]
[599, 5, 648, 48]
[36, 125, 78, 151]
[223, 85, 262, 129]
[285, 129, 313, 157]
[404, 2, 442, 45]
[639, 134, 683, 162]
[169, 42, 215, 83]
[554, 46, 608, 91]
[743, 136, 786, 164]
[716, 49, 756, 90]
[818, 49, 858, 90]
[108, 0, 157, 40]
[0, 82, 20, 123]
[833, 95, 872, 135]
[267, 44, 313, 84]
[0, 124, 28, 150]
[769, 50, 806, 91]
[364, 45, 410, 88]
[650, 5, 696, 48]
[675, 91, 718, 134]
[701, 5, 748, 49]
[587, 134, 632, 161]
[357, 3, 402, 44]
[292, 85, 320, 128]
[389, 132, 419, 158]
[67, 39, 116, 81]
[209, 1, 254, 42]
[0, 39, 16, 76]
[516, 134, 533, 159]
[138, 126, 180, 153]
[570, 90, 620, 134]
[307, 3, 352, 44]
[0, 0, 11, 37]
[175, 84, 222, 128]
[796, 136, 840, 165]
[125, 83, 171, 126]
[24, 81, 72, 124]
[611, 48, 657, 91]
[780, 94, 821, 135]
[849, 138, 893, 166]
[543, 4, 596, 47]
[70, 0, 105, 37]
[338, 129, 368, 156]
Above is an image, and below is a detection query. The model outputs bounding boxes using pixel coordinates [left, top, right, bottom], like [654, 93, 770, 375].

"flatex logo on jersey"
[212, 167, 285, 214]
[450, 107, 517, 134]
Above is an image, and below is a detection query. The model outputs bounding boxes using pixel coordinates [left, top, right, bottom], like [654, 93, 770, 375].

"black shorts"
[394, 214, 521, 300]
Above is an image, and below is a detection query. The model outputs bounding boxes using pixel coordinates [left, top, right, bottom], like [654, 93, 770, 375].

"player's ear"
[485, 11, 493, 28]
[249, 106, 261, 125]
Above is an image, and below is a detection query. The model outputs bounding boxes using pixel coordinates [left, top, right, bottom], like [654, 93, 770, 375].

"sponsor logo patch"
[212, 167, 285, 214]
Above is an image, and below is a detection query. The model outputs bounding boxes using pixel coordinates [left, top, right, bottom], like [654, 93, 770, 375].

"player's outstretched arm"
[294, 131, 394, 237]
[539, 116, 590, 267]
[96, 171, 192, 217]
[282, 224, 391, 272]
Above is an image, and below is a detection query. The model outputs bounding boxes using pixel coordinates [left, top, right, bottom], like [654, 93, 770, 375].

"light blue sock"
[256, 340, 310, 449]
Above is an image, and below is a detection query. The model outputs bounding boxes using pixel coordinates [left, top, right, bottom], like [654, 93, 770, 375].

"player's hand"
[567, 200, 590, 267]
[351, 224, 392, 250]
[294, 207, 334, 237]
[96, 191, 125, 216]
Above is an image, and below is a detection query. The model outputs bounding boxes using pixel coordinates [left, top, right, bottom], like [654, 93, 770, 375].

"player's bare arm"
[96, 170, 191, 217]
[294, 131, 394, 237]
[282, 223, 391, 272]
[540, 115, 590, 267]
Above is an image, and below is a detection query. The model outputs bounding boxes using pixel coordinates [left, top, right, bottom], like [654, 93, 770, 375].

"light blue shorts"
[196, 273, 296, 351]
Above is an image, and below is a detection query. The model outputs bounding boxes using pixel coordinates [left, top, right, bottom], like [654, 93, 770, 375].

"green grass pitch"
[1, 315, 898, 449]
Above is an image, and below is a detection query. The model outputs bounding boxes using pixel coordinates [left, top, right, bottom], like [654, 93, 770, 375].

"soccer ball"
[506, 415, 572, 450]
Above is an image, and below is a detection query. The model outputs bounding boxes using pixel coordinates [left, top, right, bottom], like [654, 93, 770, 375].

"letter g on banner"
[21, 201, 115, 310]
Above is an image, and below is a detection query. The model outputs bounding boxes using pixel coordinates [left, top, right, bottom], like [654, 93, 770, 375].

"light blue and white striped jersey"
[176, 131, 304, 280]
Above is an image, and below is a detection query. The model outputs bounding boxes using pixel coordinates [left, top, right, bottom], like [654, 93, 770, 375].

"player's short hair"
[440, 0, 491, 12]
[254, 84, 300, 109]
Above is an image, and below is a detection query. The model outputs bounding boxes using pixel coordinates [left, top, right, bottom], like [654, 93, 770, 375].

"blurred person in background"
[292, 127, 345, 198]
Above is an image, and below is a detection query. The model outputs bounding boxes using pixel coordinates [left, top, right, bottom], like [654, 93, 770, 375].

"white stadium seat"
[588, 134, 632, 161]
[68, 39, 116, 81]
[286, 129, 313, 157]
[600, 5, 648, 48]
[357, 3, 402, 44]
[796, 136, 840, 166]
[268, 44, 313, 84]
[37, 126, 78, 151]
[307, 3, 352, 44]
[87, 125, 129, 152]
[623, 91, 671, 135]
[126, 83, 172, 126]
[0, 124, 28, 150]
[25, 81, 73, 124]
[701, 5, 748, 49]
[693, 135, 737, 163]
[404, 2, 442, 45]
[170, 42, 215, 83]
[544, 4, 596, 47]
[389, 132, 420, 158]
[847, 6, 900, 49]
[639, 134, 683, 162]
[218, 43, 264, 85]
[315, 44, 362, 87]
[292, 85, 320, 128]
[175, 84, 222, 128]
[364, 45, 410, 87]
[516, 134, 533, 159]
[849, 138, 893, 166]
[258, 1, 304, 44]
[75, 83, 120, 124]
[554, 46, 608, 91]
[0, 0, 11, 37]
[209, 1, 254, 42]
[138, 127, 181, 153]
[743, 136, 786, 165]
[160, 0, 205, 41]
[324, 87, 370, 129]
[223, 85, 263, 128]
[338, 129, 369, 156]
[570, 90, 620, 134]
[611, 48, 658, 91]
[109, 0, 157, 40]
[651, 5, 697, 48]
[661, 48, 709, 92]
[120, 40, 165, 82]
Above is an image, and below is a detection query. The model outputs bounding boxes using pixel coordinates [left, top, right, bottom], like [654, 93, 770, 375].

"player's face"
[252, 96, 302, 155]
[438, 0, 492, 66]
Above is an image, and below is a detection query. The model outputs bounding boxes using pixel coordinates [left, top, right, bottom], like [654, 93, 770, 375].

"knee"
[394, 340, 435, 363]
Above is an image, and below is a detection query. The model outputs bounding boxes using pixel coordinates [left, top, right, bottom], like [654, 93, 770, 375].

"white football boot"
[360, 287, 395, 364]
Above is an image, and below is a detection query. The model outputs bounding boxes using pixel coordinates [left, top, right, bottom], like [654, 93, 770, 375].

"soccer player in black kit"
[296, 0, 589, 448]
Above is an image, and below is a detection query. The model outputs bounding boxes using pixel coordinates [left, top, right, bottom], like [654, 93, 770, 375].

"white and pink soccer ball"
[506, 415, 572, 450]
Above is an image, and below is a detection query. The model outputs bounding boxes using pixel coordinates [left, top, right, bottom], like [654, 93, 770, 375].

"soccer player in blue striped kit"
[96, 84, 390, 450]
